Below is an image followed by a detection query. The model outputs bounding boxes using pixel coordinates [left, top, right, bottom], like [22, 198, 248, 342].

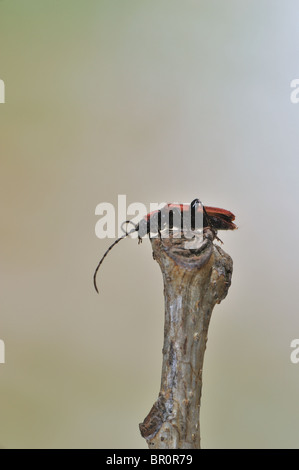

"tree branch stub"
[139, 229, 233, 449]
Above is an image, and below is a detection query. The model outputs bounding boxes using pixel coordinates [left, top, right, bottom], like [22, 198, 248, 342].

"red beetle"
[93, 198, 237, 293]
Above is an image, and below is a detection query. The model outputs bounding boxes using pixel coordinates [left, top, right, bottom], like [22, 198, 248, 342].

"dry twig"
[139, 229, 233, 449]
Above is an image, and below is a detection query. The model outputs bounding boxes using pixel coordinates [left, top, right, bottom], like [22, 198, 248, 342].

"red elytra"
[144, 204, 236, 231]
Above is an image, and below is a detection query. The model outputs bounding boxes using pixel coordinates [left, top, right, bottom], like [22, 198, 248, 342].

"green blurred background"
[1, 0, 299, 448]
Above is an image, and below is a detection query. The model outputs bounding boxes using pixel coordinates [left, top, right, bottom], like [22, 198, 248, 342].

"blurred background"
[1, 0, 299, 449]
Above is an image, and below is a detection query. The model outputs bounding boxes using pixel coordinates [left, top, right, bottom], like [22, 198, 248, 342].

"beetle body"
[93, 198, 237, 293]
[137, 202, 236, 238]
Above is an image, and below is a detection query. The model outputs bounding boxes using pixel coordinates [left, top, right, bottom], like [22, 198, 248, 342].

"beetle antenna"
[121, 220, 138, 234]
[93, 228, 136, 293]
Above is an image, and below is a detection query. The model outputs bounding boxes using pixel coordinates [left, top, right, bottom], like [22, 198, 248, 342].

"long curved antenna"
[121, 220, 138, 234]
[93, 228, 136, 294]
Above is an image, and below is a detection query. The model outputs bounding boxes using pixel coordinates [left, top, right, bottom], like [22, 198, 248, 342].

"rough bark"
[139, 229, 233, 449]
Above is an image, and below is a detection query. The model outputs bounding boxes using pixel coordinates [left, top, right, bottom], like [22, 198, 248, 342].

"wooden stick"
[139, 229, 233, 449]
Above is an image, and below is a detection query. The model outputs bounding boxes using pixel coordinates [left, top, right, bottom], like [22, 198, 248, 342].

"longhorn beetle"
[93, 198, 237, 293]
